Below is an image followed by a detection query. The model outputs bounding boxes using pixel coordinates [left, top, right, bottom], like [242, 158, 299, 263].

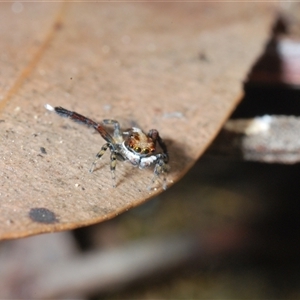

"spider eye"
[134, 147, 141, 153]
[142, 148, 149, 154]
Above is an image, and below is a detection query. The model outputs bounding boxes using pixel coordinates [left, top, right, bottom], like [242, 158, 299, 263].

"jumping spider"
[45, 104, 169, 190]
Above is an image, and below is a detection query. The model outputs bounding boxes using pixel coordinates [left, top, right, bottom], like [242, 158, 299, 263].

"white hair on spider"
[44, 104, 55, 111]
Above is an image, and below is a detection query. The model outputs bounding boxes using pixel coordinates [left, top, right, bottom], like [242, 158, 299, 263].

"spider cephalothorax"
[45, 105, 169, 190]
[125, 128, 156, 155]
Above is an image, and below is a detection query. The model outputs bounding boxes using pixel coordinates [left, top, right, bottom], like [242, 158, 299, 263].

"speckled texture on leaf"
[0, 2, 277, 239]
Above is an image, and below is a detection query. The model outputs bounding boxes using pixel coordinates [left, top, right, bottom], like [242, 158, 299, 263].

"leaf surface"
[0, 2, 277, 239]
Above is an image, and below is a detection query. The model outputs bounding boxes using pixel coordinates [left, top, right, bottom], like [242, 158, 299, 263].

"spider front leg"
[148, 129, 169, 162]
[149, 154, 170, 190]
[90, 143, 117, 187]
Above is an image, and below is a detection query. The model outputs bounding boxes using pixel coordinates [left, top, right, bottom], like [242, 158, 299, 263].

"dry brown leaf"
[0, 2, 277, 239]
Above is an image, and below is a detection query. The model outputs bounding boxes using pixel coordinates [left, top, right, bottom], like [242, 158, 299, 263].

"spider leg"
[149, 154, 170, 190]
[90, 143, 117, 188]
[89, 143, 110, 173]
[48, 106, 115, 144]
[53, 106, 99, 127]
[146, 129, 170, 190]
[110, 151, 117, 188]
[102, 119, 121, 139]
[148, 129, 169, 163]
